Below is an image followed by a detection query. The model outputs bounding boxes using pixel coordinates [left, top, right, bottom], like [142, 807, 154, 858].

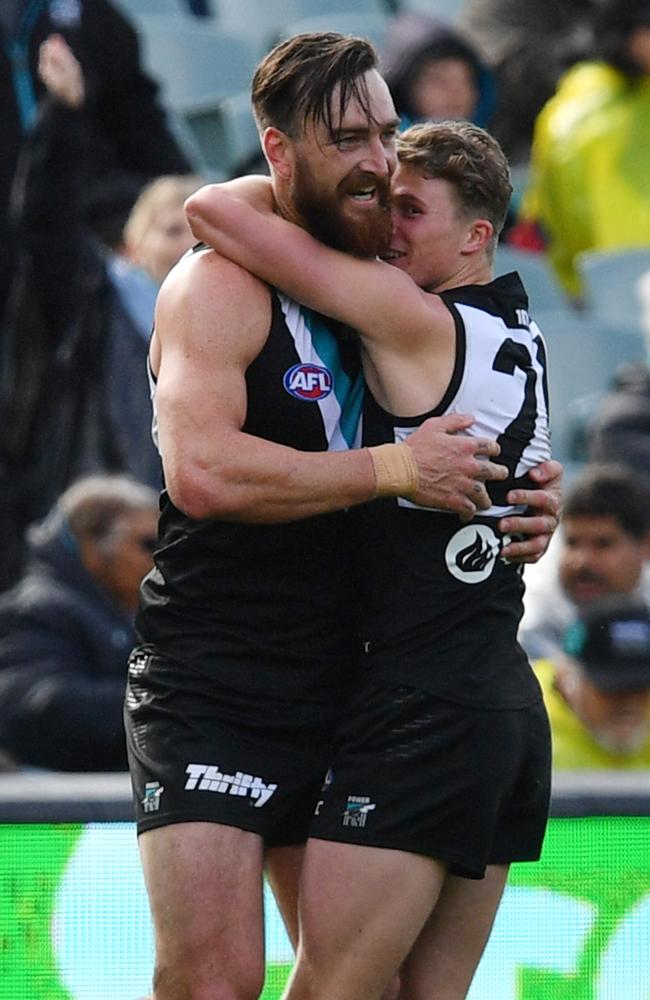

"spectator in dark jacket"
[0, 0, 192, 321]
[382, 11, 496, 130]
[0, 474, 158, 772]
[0, 36, 199, 591]
[459, 0, 598, 162]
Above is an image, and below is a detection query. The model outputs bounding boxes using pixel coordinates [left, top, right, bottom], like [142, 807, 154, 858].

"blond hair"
[123, 174, 203, 251]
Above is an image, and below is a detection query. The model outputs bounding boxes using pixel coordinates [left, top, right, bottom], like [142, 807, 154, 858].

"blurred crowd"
[2, 0, 650, 776]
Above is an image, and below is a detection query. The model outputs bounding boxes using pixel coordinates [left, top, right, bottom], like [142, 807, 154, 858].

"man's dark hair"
[396, 120, 512, 256]
[564, 464, 650, 540]
[251, 32, 379, 139]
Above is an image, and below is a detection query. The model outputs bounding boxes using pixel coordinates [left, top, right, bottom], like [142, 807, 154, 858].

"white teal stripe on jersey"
[303, 307, 364, 448]
[279, 294, 363, 451]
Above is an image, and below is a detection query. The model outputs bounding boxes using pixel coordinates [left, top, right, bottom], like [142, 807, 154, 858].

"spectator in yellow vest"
[535, 595, 650, 768]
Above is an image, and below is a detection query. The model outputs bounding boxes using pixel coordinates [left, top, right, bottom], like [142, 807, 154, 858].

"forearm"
[185, 183, 307, 291]
[163, 414, 505, 523]
[164, 429, 379, 522]
[186, 176, 274, 230]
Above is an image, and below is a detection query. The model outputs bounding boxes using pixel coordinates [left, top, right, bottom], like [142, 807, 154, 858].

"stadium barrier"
[1, 771, 649, 999]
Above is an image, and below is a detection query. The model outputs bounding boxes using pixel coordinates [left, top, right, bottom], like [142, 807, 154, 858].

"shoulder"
[155, 248, 273, 360]
[539, 62, 626, 141]
[159, 247, 271, 312]
[0, 572, 96, 634]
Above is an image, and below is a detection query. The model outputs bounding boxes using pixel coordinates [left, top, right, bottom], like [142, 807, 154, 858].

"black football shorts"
[308, 678, 552, 878]
[125, 649, 344, 845]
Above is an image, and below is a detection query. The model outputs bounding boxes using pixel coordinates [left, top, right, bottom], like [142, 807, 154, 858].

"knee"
[152, 956, 264, 1000]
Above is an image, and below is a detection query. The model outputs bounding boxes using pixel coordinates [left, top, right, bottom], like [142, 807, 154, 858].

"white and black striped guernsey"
[358, 272, 551, 709]
[136, 288, 364, 701]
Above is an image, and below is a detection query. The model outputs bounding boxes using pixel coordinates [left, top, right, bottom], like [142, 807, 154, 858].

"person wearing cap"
[535, 595, 650, 768]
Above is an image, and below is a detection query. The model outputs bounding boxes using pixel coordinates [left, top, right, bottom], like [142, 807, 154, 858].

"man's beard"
[292, 160, 392, 259]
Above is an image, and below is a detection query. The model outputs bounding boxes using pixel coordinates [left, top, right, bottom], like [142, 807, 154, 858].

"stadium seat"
[293, 0, 390, 14]
[138, 17, 258, 108]
[538, 310, 645, 465]
[275, 11, 391, 52]
[112, 0, 188, 19]
[396, 0, 465, 23]
[214, 2, 392, 57]
[576, 248, 650, 332]
[494, 246, 569, 316]
[213, 0, 295, 56]
[183, 90, 261, 180]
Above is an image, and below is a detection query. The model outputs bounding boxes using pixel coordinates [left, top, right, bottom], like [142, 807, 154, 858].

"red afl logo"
[283, 363, 333, 401]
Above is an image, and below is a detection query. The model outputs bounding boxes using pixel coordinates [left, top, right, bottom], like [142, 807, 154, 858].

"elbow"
[184, 186, 220, 242]
[164, 462, 242, 522]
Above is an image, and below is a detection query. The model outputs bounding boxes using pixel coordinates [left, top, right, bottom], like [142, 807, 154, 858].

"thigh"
[398, 865, 509, 1000]
[265, 843, 305, 949]
[284, 838, 447, 1000]
[139, 820, 265, 997]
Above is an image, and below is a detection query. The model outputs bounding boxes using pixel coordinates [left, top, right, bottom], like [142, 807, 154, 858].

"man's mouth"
[381, 249, 406, 261]
[349, 186, 377, 202]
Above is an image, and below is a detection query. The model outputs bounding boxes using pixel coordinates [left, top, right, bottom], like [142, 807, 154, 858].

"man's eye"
[382, 130, 397, 145]
[335, 136, 357, 150]
[404, 206, 422, 217]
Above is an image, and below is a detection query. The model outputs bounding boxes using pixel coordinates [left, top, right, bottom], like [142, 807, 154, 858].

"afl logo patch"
[283, 363, 333, 401]
[445, 525, 509, 584]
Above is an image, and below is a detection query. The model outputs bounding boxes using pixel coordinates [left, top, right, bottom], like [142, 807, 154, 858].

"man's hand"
[405, 414, 507, 517]
[499, 459, 563, 564]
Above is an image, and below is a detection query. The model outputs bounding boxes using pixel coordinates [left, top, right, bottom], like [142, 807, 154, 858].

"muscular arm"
[154, 250, 505, 521]
[185, 180, 562, 551]
[184, 178, 444, 351]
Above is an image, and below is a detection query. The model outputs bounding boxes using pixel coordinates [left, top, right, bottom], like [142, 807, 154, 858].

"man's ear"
[263, 126, 295, 180]
[463, 218, 493, 255]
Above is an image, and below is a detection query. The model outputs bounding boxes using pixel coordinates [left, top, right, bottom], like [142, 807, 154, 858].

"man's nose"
[362, 135, 395, 177]
[569, 545, 590, 566]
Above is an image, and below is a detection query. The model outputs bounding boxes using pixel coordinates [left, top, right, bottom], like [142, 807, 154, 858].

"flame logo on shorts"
[283, 363, 333, 401]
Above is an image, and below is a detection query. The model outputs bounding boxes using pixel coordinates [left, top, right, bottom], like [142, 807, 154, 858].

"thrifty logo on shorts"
[342, 795, 376, 828]
[184, 764, 277, 808]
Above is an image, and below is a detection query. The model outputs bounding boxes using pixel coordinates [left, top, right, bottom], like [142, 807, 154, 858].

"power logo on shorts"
[342, 795, 376, 828]
[283, 363, 333, 401]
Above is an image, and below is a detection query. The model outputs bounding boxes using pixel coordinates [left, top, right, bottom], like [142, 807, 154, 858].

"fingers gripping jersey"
[359, 273, 551, 708]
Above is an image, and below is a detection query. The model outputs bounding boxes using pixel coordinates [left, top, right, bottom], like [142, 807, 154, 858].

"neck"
[428, 258, 494, 294]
